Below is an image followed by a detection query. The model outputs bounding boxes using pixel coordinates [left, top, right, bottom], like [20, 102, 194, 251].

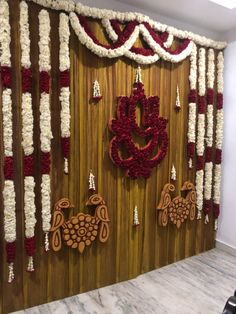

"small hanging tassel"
[89, 170, 96, 192]
[64, 157, 68, 174]
[175, 85, 181, 110]
[204, 214, 209, 224]
[171, 164, 177, 181]
[92, 80, 102, 101]
[214, 219, 218, 231]
[8, 263, 14, 283]
[27, 256, 35, 272]
[188, 158, 193, 169]
[133, 205, 140, 227]
[135, 66, 142, 83]
[44, 232, 50, 252]
[197, 211, 202, 220]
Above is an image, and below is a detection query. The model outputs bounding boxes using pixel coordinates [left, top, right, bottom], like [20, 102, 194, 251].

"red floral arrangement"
[109, 82, 168, 179]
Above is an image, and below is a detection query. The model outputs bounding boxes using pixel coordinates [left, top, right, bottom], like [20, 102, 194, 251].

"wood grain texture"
[0, 1, 216, 313]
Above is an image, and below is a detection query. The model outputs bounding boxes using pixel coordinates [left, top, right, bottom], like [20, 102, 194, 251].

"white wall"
[216, 41, 236, 249]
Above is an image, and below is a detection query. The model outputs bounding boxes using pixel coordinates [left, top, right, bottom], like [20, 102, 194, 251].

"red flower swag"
[109, 82, 168, 179]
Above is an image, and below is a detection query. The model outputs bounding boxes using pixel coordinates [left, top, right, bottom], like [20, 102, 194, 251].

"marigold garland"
[203, 49, 215, 224]
[59, 13, 71, 174]
[196, 47, 206, 220]
[0, 0, 16, 283]
[39, 9, 53, 251]
[213, 51, 224, 230]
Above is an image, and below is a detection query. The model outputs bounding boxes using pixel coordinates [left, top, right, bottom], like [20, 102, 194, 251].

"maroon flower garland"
[109, 82, 168, 179]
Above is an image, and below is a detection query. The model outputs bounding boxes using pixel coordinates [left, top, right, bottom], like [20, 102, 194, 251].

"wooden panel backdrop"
[0, 1, 215, 313]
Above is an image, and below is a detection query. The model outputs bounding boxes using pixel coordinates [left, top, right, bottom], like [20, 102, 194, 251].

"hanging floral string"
[135, 66, 142, 83]
[196, 47, 206, 220]
[20, 0, 37, 272]
[175, 85, 181, 110]
[171, 165, 177, 181]
[88, 170, 96, 192]
[0, 0, 17, 283]
[133, 206, 140, 227]
[59, 13, 71, 174]
[187, 43, 197, 168]
[213, 51, 224, 230]
[203, 49, 215, 224]
[39, 9, 53, 251]
[92, 80, 102, 101]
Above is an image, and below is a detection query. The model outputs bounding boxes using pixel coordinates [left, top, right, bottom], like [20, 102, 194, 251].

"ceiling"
[116, 0, 236, 33]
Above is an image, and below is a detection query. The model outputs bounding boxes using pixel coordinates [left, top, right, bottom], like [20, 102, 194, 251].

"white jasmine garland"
[188, 103, 197, 144]
[133, 206, 140, 226]
[21, 93, 34, 156]
[60, 87, 70, 138]
[175, 85, 181, 109]
[20, 1, 31, 68]
[135, 66, 142, 83]
[171, 165, 176, 181]
[213, 164, 221, 205]
[24, 177, 36, 238]
[215, 109, 224, 149]
[207, 49, 215, 89]
[39, 9, 52, 247]
[196, 47, 206, 220]
[69, 13, 194, 64]
[93, 80, 102, 98]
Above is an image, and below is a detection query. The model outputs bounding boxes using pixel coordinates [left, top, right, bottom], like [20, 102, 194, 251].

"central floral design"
[109, 82, 168, 179]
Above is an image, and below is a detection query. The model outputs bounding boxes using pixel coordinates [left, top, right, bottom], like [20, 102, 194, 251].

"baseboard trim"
[215, 239, 236, 257]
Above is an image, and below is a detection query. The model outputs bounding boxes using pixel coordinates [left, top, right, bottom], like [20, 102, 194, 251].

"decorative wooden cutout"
[157, 181, 196, 228]
[50, 194, 110, 253]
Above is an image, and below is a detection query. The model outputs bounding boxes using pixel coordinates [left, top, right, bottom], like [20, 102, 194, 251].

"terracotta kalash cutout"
[157, 181, 196, 228]
[50, 194, 110, 253]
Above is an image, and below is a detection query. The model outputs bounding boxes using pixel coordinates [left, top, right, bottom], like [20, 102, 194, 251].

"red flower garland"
[109, 82, 168, 179]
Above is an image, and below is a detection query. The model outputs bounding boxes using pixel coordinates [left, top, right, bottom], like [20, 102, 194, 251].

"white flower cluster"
[207, 49, 215, 89]
[69, 12, 193, 65]
[0, 0, 11, 66]
[196, 48, 206, 219]
[24, 177, 36, 238]
[213, 52, 224, 229]
[93, 80, 102, 98]
[187, 44, 197, 168]
[133, 206, 140, 226]
[171, 165, 177, 181]
[59, 13, 71, 174]
[1, 0, 16, 283]
[39, 9, 52, 246]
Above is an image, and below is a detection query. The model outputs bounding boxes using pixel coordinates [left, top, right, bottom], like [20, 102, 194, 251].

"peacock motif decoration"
[50, 194, 110, 253]
[157, 181, 196, 228]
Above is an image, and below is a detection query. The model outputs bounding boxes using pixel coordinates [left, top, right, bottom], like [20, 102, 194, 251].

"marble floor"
[12, 248, 236, 314]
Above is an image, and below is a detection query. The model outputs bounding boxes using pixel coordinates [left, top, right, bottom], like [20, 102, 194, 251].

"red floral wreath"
[109, 82, 168, 179]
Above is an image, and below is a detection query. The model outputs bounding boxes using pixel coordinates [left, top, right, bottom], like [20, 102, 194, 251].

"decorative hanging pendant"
[133, 205, 140, 227]
[92, 80, 102, 101]
[171, 164, 177, 181]
[157, 181, 196, 229]
[175, 85, 181, 110]
[88, 170, 96, 192]
[135, 66, 142, 83]
[50, 194, 110, 253]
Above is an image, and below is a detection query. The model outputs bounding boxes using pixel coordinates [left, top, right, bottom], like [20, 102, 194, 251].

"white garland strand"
[196, 47, 206, 220]
[27, 1, 226, 49]
[135, 66, 142, 83]
[1, 0, 16, 284]
[93, 80, 102, 99]
[39, 9, 52, 249]
[213, 51, 224, 230]
[59, 13, 71, 174]
[20, 1, 37, 271]
[204, 49, 215, 224]
[187, 43, 197, 168]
